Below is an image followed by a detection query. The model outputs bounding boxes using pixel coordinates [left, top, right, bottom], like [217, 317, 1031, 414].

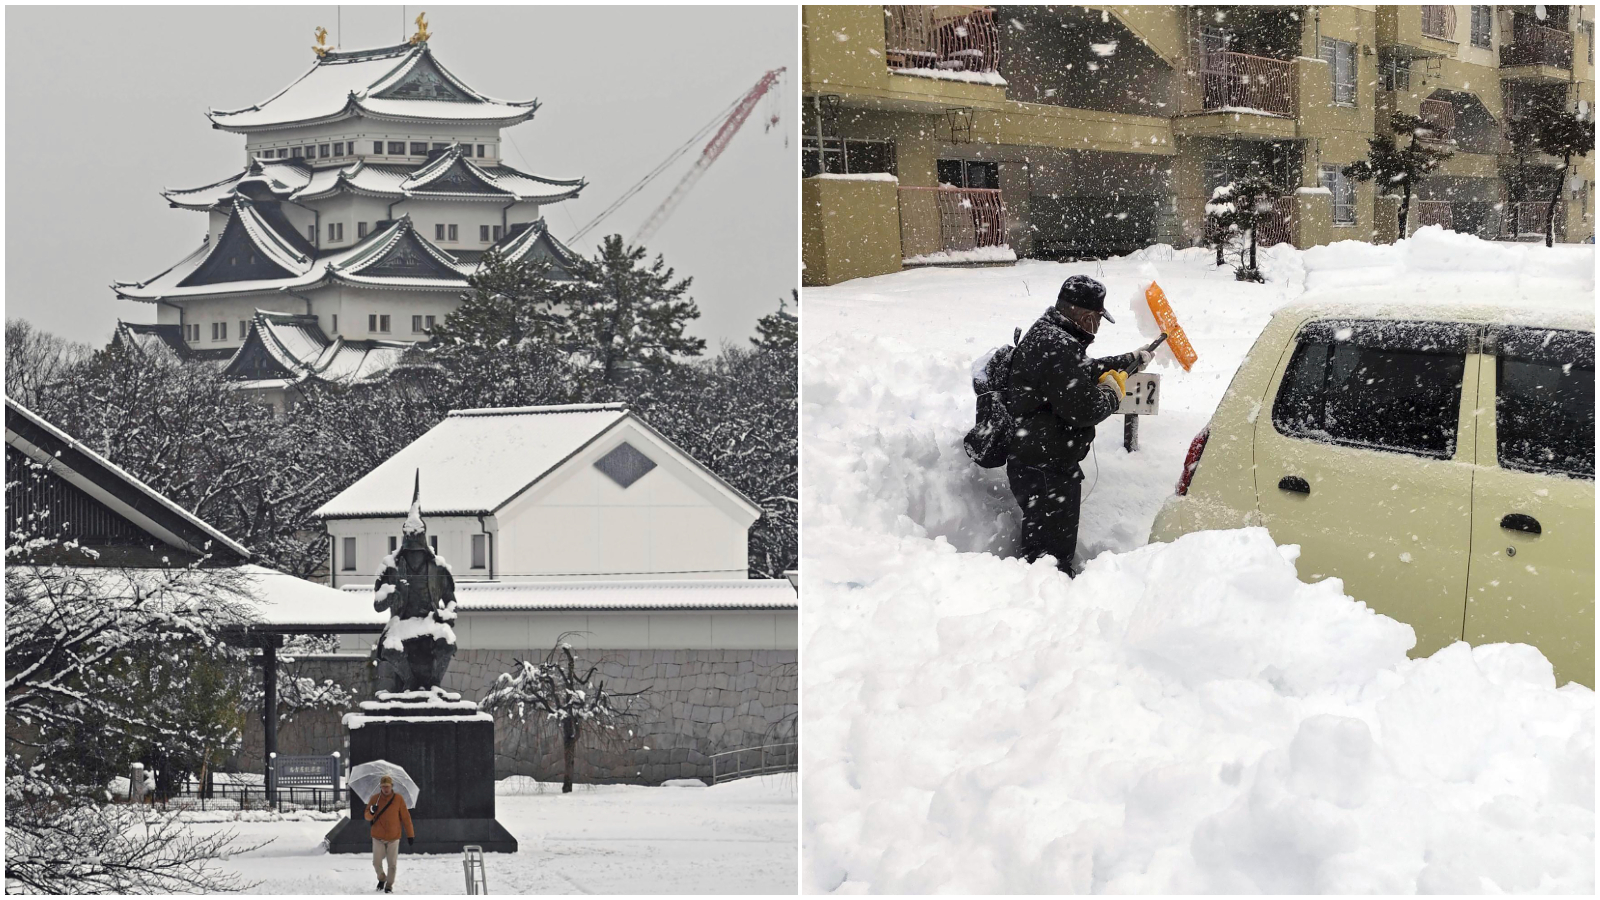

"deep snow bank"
[802, 232, 1595, 893]
[802, 528, 1594, 893]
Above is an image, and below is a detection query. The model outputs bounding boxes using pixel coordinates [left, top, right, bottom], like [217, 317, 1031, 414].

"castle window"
[358, 222, 368, 239]
[480, 225, 490, 242]
[319, 144, 330, 158]
[374, 141, 385, 154]
[277, 148, 288, 158]
[240, 320, 248, 339]
[471, 534, 487, 569]
[410, 142, 428, 155]
[211, 322, 228, 341]
[333, 142, 344, 157]
[426, 315, 436, 330]
[341, 537, 356, 571]
[388, 536, 398, 553]
[388, 141, 405, 155]
[448, 224, 458, 241]
[291, 147, 303, 158]
[430, 535, 439, 553]
[332, 315, 338, 333]
[435, 224, 446, 241]
[330, 222, 344, 241]
[492, 225, 503, 240]
[369, 314, 391, 333]
[433, 142, 448, 151]
[308, 224, 317, 243]
[477, 145, 485, 157]
[412, 315, 424, 333]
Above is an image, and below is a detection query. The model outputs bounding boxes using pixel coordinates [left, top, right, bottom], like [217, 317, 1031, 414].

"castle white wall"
[244, 118, 502, 166]
[326, 514, 491, 587]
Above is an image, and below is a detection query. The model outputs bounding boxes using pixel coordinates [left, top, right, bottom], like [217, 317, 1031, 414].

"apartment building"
[802, 5, 1596, 285]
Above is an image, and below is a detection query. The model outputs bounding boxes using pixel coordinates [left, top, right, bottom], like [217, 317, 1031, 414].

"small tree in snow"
[1205, 175, 1275, 282]
[479, 635, 649, 793]
[1344, 112, 1453, 241]
[1204, 183, 1239, 268]
[1528, 101, 1595, 247]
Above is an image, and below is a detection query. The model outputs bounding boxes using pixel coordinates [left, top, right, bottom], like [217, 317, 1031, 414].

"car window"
[1272, 319, 1469, 459]
[1492, 326, 1595, 479]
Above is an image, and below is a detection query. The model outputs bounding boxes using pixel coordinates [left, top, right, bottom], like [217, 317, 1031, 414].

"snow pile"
[802, 232, 1595, 893]
[803, 528, 1595, 893]
[903, 245, 1018, 266]
[808, 172, 899, 183]
[891, 66, 1008, 86]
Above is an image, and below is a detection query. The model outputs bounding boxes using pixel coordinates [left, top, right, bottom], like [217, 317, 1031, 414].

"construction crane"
[630, 67, 786, 245]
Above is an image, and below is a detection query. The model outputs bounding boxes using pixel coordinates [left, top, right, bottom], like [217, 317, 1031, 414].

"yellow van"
[1150, 299, 1595, 687]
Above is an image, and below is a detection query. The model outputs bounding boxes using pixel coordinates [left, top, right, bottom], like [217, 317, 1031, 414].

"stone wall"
[231, 648, 797, 785]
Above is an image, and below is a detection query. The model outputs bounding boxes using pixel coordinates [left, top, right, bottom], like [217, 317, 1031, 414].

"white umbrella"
[348, 760, 420, 811]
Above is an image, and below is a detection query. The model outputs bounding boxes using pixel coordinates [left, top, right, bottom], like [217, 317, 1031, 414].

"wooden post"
[1123, 414, 1139, 452]
[263, 641, 278, 802]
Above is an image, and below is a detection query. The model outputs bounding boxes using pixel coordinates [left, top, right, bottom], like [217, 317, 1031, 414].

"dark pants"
[1006, 461, 1082, 575]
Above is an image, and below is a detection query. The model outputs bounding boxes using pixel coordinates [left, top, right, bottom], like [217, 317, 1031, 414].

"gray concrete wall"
[232, 648, 797, 785]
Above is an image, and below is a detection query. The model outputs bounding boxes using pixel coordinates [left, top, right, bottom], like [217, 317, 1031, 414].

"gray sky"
[5, 5, 797, 350]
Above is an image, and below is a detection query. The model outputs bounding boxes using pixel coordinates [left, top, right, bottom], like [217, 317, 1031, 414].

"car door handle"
[1500, 513, 1541, 535]
[1277, 475, 1310, 495]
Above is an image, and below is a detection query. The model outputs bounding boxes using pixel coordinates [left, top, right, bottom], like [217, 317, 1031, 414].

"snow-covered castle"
[113, 22, 585, 407]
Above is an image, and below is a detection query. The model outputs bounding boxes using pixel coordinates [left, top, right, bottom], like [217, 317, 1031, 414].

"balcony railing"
[883, 6, 1000, 74]
[1501, 18, 1574, 68]
[1200, 52, 1297, 117]
[1413, 200, 1455, 231]
[898, 186, 1007, 260]
[1419, 98, 1455, 142]
[1420, 5, 1457, 41]
[1506, 200, 1565, 239]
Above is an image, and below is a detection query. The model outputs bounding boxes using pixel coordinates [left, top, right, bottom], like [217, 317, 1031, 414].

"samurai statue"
[371, 471, 459, 693]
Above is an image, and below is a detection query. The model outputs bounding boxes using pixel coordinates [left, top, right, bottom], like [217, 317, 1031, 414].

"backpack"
[962, 328, 1021, 469]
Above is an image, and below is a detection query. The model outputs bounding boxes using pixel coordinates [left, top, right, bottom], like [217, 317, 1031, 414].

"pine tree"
[1344, 112, 1453, 241]
[1529, 101, 1595, 248]
[752, 290, 798, 351]
[1205, 176, 1275, 281]
[1204, 183, 1242, 269]
[426, 249, 566, 351]
[564, 235, 706, 389]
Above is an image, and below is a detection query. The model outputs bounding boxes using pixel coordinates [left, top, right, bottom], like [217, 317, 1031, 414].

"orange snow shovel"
[1144, 281, 1197, 371]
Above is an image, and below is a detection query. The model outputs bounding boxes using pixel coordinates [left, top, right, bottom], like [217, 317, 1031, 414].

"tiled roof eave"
[115, 274, 333, 302]
[326, 273, 470, 291]
[210, 104, 362, 134]
[351, 104, 538, 128]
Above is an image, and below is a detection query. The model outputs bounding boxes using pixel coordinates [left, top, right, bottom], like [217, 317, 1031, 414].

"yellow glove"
[1098, 369, 1128, 395]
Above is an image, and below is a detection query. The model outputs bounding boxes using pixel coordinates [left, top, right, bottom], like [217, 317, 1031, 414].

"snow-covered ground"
[189, 776, 796, 894]
[801, 230, 1595, 893]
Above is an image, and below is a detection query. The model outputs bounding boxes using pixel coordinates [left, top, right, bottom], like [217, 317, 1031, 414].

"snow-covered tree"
[752, 290, 798, 351]
[1528, 100, 1595, 248]
[1344, 112, 1453, 241]
[479, 636, 650, 793]
[4, 317, 90, 409]
[1204, 183, 1242, 268]
[1205, 175, 1275, 282]
[565, 235, 707, 389]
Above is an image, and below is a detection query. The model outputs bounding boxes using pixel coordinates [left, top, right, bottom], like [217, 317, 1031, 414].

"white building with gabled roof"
[113, 32, 585, 377]
[315, 404, 763, 587]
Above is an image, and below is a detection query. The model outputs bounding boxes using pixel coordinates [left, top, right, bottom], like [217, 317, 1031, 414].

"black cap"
[1056, 275, 1115, 323]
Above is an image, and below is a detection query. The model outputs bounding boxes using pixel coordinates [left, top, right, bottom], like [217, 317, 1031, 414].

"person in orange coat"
[365, 775, 414, 893]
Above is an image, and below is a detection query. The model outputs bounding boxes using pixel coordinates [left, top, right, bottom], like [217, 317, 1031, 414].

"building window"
[276, 148, 288, 158]
[413, 315, 425, 333]
[374, 141, 384, 154]
[211, 322, 219, 341]
[240, 320, 249, 339]
[477, 145, 486, 157]
[341, 536, 356, 571]
[435, 224, 446, 241]
[471, 534, 487, 569]
[429, 535, 439, 554]
[308, 224, 317, 243]
[480, 224, 491, 241]
[388, 141, 405, 155]
[492, 225, 503, 240]
[333, 141, 344, 156]
[358, 221, 368, 239]
[332, 315, 338, 334]
[1380, 55, 1411, 91]
[936, 158, 998, 189]
[291, 147, 303, 158]
[388, 535, 398, 553]
[1319, 38, 1357, 106]
[318, 144, 330, 158]
[1319, 165, 1357, 226]
[433, 142, 448, 152]
[426, 315, 436, 330]
[1470, 6, 1493, 48]
[447, 224, 458, 241]
[369, 314, 391, 333]
[410, 142, 428, 155]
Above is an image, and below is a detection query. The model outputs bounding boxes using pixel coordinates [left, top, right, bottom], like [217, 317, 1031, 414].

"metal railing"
[143, 779, 345, 813]
[709, 743, 798, 784]
[1501, 18, 1574, 68]
[883, 6, 1000, 74]
[1413, 200, 1455, 231]
[1506, 200, 1565, 239]
[1199, 52, 1296, 117]
[1420, 5, 1457, 41]
[898, 186, 1008, 260]
[1419, 98, 1455, 142]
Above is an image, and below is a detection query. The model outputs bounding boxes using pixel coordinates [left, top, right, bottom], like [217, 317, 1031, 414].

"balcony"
[1419, 98, 1455, 144]
[1200, 52, 1296, 117]
[1501, 18, 1573, 72]
[883, 6, 1001, 77]
[897, 186, 1010, 264]
[1505, 200, 1565, 241]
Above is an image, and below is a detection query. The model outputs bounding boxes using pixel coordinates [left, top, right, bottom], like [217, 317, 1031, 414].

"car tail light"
[1175, 427, 1210, 496]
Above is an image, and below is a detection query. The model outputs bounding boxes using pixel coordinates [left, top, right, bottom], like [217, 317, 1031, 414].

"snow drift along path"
[801, 230, 1594, 893]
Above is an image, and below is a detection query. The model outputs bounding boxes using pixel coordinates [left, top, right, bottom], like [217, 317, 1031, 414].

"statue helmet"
[400, 469, 429, 551]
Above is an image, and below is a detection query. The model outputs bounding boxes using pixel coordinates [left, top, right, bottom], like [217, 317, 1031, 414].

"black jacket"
[1006, 307, 1139, 476]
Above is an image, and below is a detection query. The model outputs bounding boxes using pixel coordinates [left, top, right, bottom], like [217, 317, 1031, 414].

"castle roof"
[114, 205, 579, 302]
[207, 42, 539, 133]
[221, 310, 412, 389]
[162, 147, 584, 209]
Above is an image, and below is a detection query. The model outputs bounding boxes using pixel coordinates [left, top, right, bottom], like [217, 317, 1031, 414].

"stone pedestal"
[325, 689, 517, 854]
